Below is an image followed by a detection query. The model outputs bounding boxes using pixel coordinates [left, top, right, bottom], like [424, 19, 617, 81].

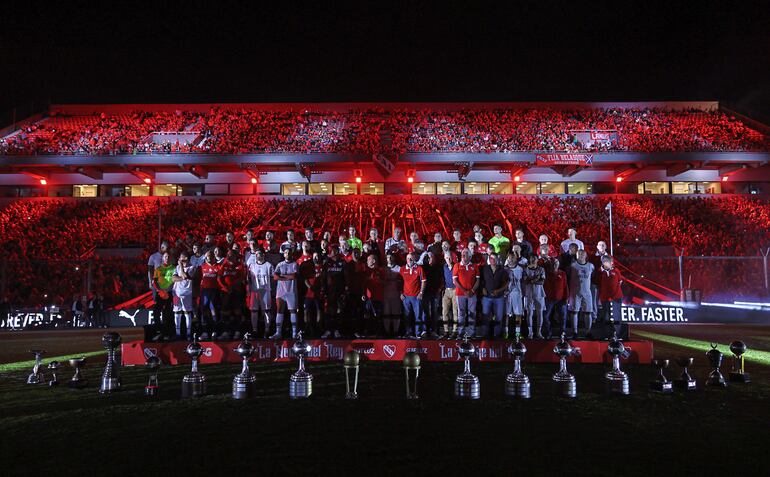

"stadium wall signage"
[619, 303, 769, 325]
[534, 153, 594, 166]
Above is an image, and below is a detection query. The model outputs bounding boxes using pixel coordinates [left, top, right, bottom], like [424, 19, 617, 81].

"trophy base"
[26, 373, 45, 385]
[673, 379, 697, 391]
[505, 374, 531, 399]
[649, 380, 673, 393]
[181, 376, 207, 398]
[99, 377, 121, 394]
[706, 372, 727, 388]
[144, 385, 159, 397]
[345, 392, 359, 400]
[68, 379, 88, 389]
[552, 377, 577, 398]
[289, 375, 313, 399]
[729, 372, 750, 383]
[454, 374, 481, 399]
[606, 376, 630, 395]
[232, 379, 257, 399]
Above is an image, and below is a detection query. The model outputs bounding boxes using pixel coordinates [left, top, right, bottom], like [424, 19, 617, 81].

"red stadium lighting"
[722, 176, 729, 182]
[407, 177, 414, 183]
[251, 177, 258, 184]
[143, 177, 152, 184]
[39, 179, 47, 185]
[616, 177, 623, 182]
[513, 175, 521, 182]
[355, 177, 362, 183]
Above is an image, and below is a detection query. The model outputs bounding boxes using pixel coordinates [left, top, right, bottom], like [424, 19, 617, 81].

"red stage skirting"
[121, 339, 653, 366]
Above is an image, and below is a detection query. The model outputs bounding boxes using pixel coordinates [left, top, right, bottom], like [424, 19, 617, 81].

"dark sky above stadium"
[2, 1, 769, 117]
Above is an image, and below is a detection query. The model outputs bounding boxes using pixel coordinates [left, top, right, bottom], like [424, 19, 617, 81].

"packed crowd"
[1, 195, 769, 312]
[1, 107, 767, 155]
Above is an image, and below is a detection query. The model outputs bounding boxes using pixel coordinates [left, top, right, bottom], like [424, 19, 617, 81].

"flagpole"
[607, 201, 614, 257]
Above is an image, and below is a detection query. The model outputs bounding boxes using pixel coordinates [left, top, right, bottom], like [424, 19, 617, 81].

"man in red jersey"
[400, 252, 426, 339]
[199, 250, 222, 340]
[599, 256, 624, 337]
[453, 248, 480, 338]
[217, 248, 246, 340]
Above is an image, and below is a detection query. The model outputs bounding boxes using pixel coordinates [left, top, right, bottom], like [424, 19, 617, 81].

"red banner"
[122, 339, 652, 366]
[535, 153, 594, 167]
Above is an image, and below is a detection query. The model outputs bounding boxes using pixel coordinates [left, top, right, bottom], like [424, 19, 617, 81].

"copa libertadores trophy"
[26, 349, 45, 384]
[706, 343, 727, 388]
[403, 351, 420, 399]
[289, 331, 313, 399]
[344, 350, 360, 399]
[144, 356, 161, 397]
[455, 336, 480, 399]
[48, 361, 61, 386]
[68, 357, 88, 389]
[673, 357, 697, 391]
[505, 334, 530, 399]
[99, 332, 122, 394]
[605, 332, 630, 395]
[232, 333, 257, 399]
[552, 332, 578, 398]
[650, 359, 673, 393]
[729, 340, 750, 383]
[182, 334, 207, 398]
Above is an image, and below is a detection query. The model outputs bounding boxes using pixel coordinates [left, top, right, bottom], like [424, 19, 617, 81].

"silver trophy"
[99, 332, 122, 394]
[505, 334, 530, 399]
[552, 332, 579, 398]
[454, 336, 480, 399]
[289, 332, 313, 399]
[144, 356, 161, 397]
[344, 350, 360, 400]
[403, 352, 421, 399]
[729, 341, 750, 384]
[182, 334, 207, 398]
[47, 361, 61, 386]
[232, 333, 257, 399]
[26, 349, 46, 384]
[673, 357, 697, 391]
[706, 343, 727, 388]
[650, 359, 673, 393]
[68, 357, 88, 389]
[605, 332, 630, 396]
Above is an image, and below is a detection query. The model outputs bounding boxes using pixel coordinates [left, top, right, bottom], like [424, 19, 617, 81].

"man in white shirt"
[560, 228, 585, 253]
[272, 248, 299, 339]
[246, 249, 274, 338]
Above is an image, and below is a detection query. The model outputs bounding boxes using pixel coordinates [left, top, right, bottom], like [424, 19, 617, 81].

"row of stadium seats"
[1, 195, 769, 307]
[1, 107, 767, 154]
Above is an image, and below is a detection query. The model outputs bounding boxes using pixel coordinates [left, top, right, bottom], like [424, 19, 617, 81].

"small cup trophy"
[289, 332, 313, 399]
[232, 333, 257, 399]
[505, 334, 530, 399]
[706, 343, 727, 388]
[649, 359, 673, 393]
[99, 332, 122, 394]
[344, 350, 360, 400]
[144, 356, 161, 397]
[605, 332, 630, 396]
[182, 334, 207, 398]
[454, 336, 480, 399]
[26, 349, 46, 384]
[68, 357, 88, 389]
[403, 352, 421, 399]
[673, 357, 697, 391]
[729, 340, 750, 384]
[47, 361, 61, 386]
[552, 332, 578, 398]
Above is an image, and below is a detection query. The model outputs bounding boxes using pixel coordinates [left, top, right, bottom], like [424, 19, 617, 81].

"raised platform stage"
[121, 339, 653, 366]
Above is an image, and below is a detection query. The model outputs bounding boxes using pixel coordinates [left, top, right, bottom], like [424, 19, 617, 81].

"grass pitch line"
[634, 330, 770, 367]
[0, 350, 107, 373]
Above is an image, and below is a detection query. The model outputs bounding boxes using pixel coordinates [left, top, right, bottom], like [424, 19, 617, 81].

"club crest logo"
[382, 344, 396, 358]
[143, 347, 158, 359]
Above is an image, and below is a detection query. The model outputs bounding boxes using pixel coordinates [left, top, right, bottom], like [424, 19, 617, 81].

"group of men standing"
[146, 225, 624, 342]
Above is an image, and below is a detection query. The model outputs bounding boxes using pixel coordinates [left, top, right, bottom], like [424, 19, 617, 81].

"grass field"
[1, 325, 768, 476]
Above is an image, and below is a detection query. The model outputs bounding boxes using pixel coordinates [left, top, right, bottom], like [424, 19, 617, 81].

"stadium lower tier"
[120, 338, 654, 365]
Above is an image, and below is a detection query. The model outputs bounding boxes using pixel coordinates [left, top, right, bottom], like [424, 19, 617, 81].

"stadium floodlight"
[513, 175, 521, 182]
[40, 179, 47, 185]
[251, 177, 258, 184]
[143, 177, 152, 184]
[616, 177, 623, 182]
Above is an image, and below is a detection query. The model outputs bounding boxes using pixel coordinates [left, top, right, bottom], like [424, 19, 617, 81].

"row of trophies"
[25, 331, 751, 400]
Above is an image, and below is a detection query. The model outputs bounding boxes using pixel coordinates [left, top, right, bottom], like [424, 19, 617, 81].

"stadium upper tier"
[1, 104, 768, 155]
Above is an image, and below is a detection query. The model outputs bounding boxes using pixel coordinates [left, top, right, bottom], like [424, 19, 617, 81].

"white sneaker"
[199, 332, 210, 340]
[211, 332, 218, 340]
[269, 332, 282, 340]
[219, 331, 230, 341]
[354, 332, 365, 339]
[333, 330, 342, 338]
[321, 331, 332, 339]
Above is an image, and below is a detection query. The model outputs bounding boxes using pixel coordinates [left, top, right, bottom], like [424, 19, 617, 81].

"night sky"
[2, 1, 769, 117]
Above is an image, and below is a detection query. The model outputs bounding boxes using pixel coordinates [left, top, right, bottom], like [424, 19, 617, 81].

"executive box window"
[638, 182, 670, 194]
[125, 185, 151, 197]
[515, 182, 538, 194]
[154, 184, 181, 197]
[334, 183, 356, 195]
[308, 183, 332, 195]
[671, 182, 722, 194]
[489, 182, 513, 194]
[437, 182, 461, 194]
[73, 185, 98, 197]
[567, 182, 593, 194]
[412, 182, 436, 195]
[361, 182, 384, 195]
[281, 183, 307, 195]
[540, 182, 565, 194]
[464, 182, 489, 195]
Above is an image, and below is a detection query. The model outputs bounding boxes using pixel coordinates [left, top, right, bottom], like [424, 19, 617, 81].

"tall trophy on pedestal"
[729, 341, 750, 383]
[181, 334, 207, 398]
[505, 334, 530, 399]
[454, 336, 480, 399]
[232, 333, 257, 399]
[68, 357, 88, 389]
[47, 361, 61, 386]
[99, 332, 122, 394]
[605, 332, 630, 395]
[26, 349, 46, 384]
[144, 356, 161, 396]
[706, 343, 727, 388]
[343, 350, 360, 399]
[403, 352, 420, 399]
[649, 359, 673, 393]
[289, 332, 313, 399]
[673, 357, 697, 391]
[552, 333, 579, 398]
